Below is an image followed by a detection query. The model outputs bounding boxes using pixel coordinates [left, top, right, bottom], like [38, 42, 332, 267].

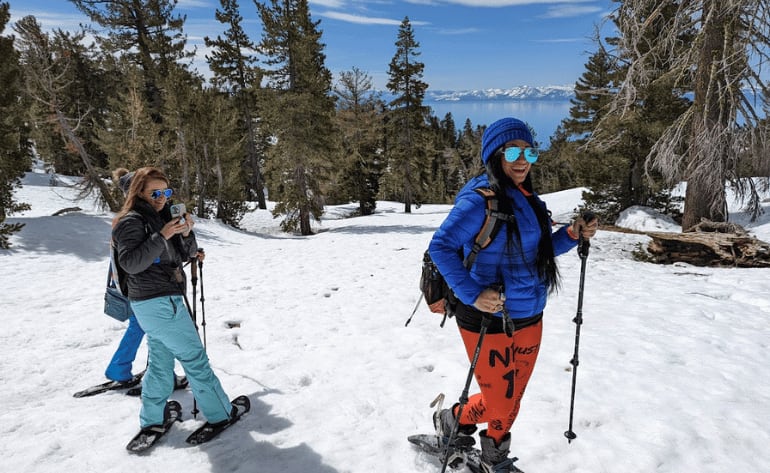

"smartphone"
[170, 203, 186, 224]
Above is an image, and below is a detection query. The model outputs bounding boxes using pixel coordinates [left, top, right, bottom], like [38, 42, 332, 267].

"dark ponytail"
[485, 154, 561, 294]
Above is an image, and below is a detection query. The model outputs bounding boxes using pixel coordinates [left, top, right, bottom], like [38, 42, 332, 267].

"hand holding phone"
[170, 203, 186, 224]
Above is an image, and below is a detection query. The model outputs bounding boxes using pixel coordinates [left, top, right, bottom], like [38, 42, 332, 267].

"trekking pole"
[188, 254, 200, 419]
[564, 212, 594, 443]
[197, 249, 207, 350]
[440, 314, 492, 473]
[190, 254, 198, 325]
[405, 293, 423, 327]
[178, 289, 200, 418]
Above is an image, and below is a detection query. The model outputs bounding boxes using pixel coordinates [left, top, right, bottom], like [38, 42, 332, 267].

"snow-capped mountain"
[376, 85, 575, 104]
[426, 85, 575, 101]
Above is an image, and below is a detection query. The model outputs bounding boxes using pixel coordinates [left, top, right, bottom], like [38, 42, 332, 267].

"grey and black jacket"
[112, 199, 198, 301]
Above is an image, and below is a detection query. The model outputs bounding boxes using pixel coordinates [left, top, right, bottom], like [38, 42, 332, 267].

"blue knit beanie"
[481, 117, 534, 164]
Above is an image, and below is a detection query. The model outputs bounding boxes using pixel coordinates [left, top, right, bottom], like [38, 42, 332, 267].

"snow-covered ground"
[2, 168, 770, 473]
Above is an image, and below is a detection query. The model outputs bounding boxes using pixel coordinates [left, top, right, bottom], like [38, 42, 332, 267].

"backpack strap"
[108, 242, 126, 295]
[463, 188, 514, 269]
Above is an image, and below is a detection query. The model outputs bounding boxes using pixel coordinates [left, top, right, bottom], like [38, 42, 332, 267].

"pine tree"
[439, 113, 457, 149]
[0, 2, 31, 248]
[14, 16, 120, 211]
[543, 19, 690, 222]
[331, 67, 384, 215]
[186, 87, 249, 226]
[54, 30, 115, 176]
[71, 0, 190, 126]
[14, 21, 114, 179]
[157, 64, 206, 200]
[456, 118, 483, 180]
[540, 43, 622, 212]
[383, 17, 431, 213]
[533, 123, 578, 194]
[72, 1, 239, 217]
[94, 61, 164, 173]
[426, 113, 463, 202]
[607, 0, 770, 229]
[205, 0, 268, 209]
[257, 0, 339, 235]
[592, 2, 691, 222]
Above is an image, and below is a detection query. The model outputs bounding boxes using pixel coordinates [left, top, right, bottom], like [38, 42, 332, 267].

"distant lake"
[426, 100, 572, 149]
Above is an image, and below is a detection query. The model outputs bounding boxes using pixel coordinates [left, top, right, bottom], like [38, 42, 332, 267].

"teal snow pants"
[131, 295, 232, 427]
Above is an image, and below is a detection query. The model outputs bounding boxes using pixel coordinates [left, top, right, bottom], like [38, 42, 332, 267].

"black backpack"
[407, 188, 514, 327]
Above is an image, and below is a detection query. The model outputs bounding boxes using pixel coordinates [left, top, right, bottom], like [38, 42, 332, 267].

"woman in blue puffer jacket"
[427, 117, 598, 473]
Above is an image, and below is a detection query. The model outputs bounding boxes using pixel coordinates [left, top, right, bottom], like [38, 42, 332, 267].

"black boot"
[434, 403, 477, 448]
[479, 430, 515, 473]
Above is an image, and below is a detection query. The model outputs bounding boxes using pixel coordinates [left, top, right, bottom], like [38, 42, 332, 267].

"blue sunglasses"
[504, 146, 539, 164]
[150, 188, 173, 200]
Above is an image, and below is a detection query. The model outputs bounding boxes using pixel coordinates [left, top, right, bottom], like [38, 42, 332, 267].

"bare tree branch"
[596, 0, 770, 228]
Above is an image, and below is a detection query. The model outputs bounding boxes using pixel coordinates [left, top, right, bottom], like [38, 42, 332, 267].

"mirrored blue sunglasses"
[150, 188, 173, 200]
[504, 146, 539, 164]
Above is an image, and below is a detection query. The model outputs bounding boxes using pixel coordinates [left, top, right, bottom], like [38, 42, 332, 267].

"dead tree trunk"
[646, 219, 770, 267]
[55, 110, 121, 212]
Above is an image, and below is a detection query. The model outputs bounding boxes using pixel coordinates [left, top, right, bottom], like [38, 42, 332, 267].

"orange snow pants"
[455, 320, 543, 444]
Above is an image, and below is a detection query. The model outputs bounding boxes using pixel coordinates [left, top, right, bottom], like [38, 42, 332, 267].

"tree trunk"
[213, 143, 225, 220]
[300, 206, 311, 236]
[178, 129, 190, 199]
[55, 110, 120, 212]
[244, 111, 267, 209]
[682, 179, 725, 231]
[198, 142, 208, 219]
[295, 163, 313, 236]
[403, 159, 412, 213]
[629, 157, 645, 206]
[682, 0, 729, 231]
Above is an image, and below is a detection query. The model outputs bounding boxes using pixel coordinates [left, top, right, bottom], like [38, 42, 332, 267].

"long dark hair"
[485, 152, 560, 293]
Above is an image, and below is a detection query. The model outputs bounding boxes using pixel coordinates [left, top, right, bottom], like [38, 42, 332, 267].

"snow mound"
[615, 205, 681, 232]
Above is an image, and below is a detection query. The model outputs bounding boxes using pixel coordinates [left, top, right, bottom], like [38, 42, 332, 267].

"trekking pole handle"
[577, 211, 595, 259]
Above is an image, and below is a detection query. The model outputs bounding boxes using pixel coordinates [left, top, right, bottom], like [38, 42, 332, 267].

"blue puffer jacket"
[428, 174, 578, 320]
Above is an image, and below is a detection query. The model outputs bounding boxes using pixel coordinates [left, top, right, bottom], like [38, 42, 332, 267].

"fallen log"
[52, 207, 82, 216]
[646, 219, 770, 268]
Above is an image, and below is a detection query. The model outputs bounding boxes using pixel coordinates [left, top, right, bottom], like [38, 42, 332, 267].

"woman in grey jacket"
[113, 166, 237, 445]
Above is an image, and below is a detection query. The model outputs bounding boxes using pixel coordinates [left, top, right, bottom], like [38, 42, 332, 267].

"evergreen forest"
[1, 0, 768, 246]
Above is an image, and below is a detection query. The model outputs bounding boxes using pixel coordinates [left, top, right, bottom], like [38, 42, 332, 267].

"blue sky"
[8, 0, 614, 91]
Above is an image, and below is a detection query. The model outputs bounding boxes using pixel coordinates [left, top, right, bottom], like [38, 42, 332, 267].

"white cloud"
[10, 10, 88, 32]
[318, 11, 429, 26]
[540, 4, 603, 18]
[176, 0, 213, 8]
[309, 0, 348, 8]
[405, 0, 591, 6]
